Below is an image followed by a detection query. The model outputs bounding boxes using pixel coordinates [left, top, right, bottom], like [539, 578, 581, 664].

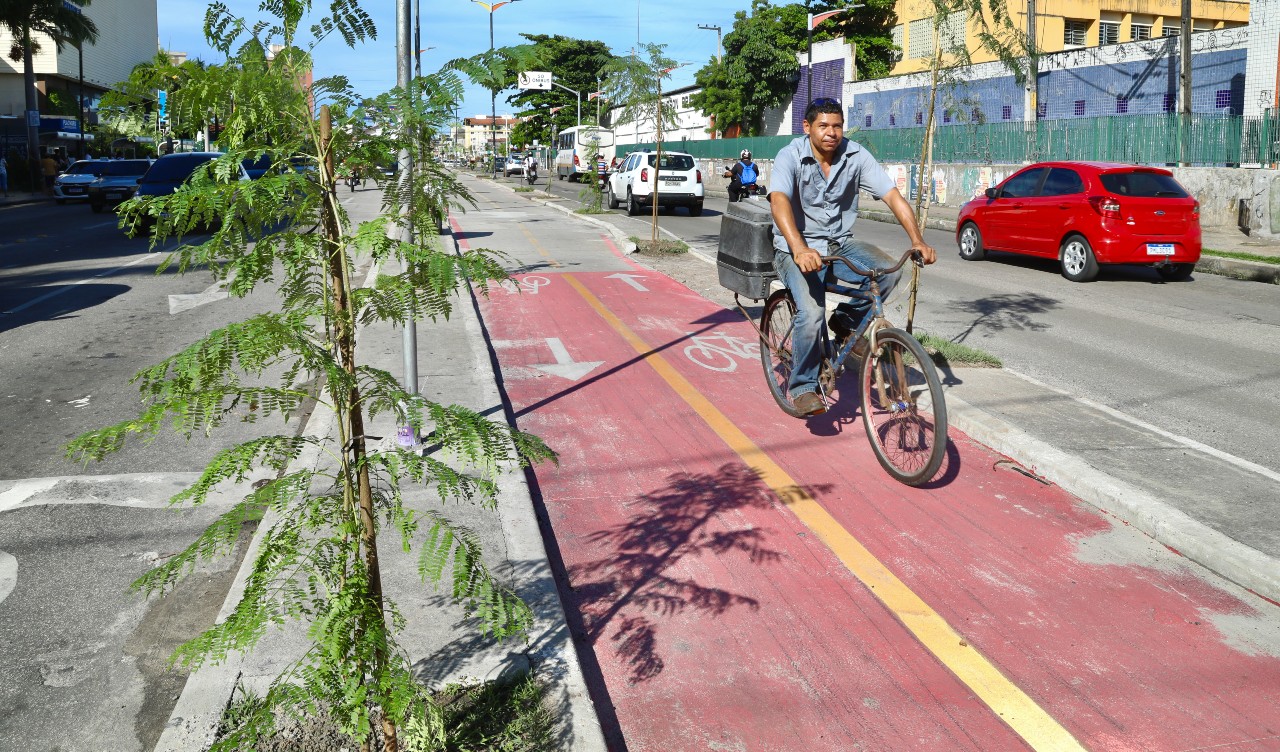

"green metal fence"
[620, 113, 1280, 167]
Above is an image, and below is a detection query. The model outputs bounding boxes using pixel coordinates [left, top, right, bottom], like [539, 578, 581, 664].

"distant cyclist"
[725, 149, 761, 202]
[768, 98, 936, 417]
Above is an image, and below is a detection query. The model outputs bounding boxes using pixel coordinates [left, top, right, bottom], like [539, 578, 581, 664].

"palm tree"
[1, 0, 98, 185]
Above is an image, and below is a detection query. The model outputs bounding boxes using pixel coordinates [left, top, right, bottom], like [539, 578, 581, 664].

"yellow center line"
[560, 273, 1086, 752]
[518, 224, 562, 268]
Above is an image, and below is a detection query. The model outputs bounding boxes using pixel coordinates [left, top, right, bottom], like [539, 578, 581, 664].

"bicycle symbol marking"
[499, 276, 551, 295]
[683, 331, 760, 372]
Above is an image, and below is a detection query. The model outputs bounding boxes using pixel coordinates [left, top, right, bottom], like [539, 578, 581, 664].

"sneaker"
[793, 391, 827, 416]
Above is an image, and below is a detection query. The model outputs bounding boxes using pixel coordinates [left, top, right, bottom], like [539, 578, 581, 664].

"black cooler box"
[716, 198, 777, 300]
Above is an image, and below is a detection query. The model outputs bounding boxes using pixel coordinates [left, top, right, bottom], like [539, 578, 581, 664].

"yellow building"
[889, 0, 1250, 76]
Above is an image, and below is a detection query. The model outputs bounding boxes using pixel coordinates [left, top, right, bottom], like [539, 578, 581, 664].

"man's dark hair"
[804, 97, 844, 124]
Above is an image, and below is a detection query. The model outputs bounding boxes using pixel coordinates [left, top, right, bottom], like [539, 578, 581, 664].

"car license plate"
[105, 192, 122, 199]
[662, 179, 681, 186]
[1146, 243, 1175, 256]
[66, 187, 83, 194]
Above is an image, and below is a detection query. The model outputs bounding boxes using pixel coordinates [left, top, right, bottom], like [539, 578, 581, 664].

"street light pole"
[396, 0, 418, 402]
[472, 1, 523, 177]
[806, 3, 860, 106]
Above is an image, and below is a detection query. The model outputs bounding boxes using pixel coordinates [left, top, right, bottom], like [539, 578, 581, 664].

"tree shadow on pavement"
[950, 292, 1060, 343]
[565, 463, 825, 686]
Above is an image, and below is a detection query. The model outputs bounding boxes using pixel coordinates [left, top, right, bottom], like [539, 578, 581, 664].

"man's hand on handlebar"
[794, 246, 825, 273]
[912, 241, 937, 266]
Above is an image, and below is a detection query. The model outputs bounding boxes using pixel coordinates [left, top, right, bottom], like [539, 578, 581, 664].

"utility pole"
[1179, 0, 1192, 166]
[698, 24, 722, 64]
[1025, 0, 1038, 161]
[396, 0, 418, 405]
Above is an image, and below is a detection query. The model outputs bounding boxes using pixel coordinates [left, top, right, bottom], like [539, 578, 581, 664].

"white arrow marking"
[606, 273, 649, 292]
[169, 281, 229, 315]
[532, 338, 603, 381]
[0, 551, 15, 607]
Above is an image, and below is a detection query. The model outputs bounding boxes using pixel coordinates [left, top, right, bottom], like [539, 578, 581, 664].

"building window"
[971, 107, 982, 123]
[1037, 102, 1047, 119]
[1064, 20, 1087, 47]
[916, 111, 923, 125]
[1002, 105, 1012, 120]
[943, 110, 951, 124]
[940, 12, 965, 49]
[1216, 89, 1231, 108]
[1074, 100, 1085, 116]
[1163, 92, 1175, 112]
[865, 114, 873, 127]
[1131, 23, 1152, 41]
[1116, 96, 1129, 114]
[1099, 21, 1120, 45]
[892, 24, 904, 50]
[908, 18, 935, 59]
[890, 113, 896, 125]
[1163, 24, 1180, 36]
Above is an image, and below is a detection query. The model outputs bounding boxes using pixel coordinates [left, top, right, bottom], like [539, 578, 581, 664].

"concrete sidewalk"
[494, 176, 1280, 606]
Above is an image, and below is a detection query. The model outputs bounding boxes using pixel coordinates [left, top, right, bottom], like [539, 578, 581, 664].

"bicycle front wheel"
[759, 290, 805, 417]
[859, 328, 948, 485]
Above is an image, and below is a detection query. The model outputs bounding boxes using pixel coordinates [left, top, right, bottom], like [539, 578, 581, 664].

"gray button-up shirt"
[770, 135, 896, 255]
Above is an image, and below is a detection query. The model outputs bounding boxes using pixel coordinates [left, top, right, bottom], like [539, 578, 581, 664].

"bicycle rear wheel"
[759, 290, 805, 417]
[859, 328, 947, 485]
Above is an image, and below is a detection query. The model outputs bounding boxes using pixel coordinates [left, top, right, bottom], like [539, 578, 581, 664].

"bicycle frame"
[733, 249, 919, 383]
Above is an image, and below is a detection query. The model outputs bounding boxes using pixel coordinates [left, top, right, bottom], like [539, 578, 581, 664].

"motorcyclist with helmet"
[724, 149, 762, 202]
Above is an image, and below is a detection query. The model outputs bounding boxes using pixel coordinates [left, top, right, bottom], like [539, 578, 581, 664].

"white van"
[554, 126, 615, 182]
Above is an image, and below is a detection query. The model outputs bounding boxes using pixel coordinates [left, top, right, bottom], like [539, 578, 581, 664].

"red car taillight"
[1192, 200, 1200, 220]
[696, 169, 702, 184]
[1088, 195, 1121, 218]
[640, 167, 649, 182]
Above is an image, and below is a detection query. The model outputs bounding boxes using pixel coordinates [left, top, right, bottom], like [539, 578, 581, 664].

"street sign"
[518, 71, 552, 91]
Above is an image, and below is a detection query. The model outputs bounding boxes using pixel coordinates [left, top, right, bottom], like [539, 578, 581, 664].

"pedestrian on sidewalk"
[0, 155, 8, 197]
[41, 153, 58, 195]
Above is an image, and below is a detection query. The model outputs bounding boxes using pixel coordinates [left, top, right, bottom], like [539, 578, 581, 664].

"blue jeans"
[772, 238, 902, 398]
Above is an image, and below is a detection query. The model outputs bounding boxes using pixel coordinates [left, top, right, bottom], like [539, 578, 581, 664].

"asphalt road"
[0, 198, 306, 751]
[513, 170, 1280, 476]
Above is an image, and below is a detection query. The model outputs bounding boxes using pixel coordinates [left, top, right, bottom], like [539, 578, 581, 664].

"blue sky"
[158, 0, 756, 119]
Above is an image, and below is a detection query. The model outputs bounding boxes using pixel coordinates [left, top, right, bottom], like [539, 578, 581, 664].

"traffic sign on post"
[518, 71, 552, 90]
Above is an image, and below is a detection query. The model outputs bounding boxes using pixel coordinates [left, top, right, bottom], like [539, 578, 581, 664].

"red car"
[955, 161, 1201, 282]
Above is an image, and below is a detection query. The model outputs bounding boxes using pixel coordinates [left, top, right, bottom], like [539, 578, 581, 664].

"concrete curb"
[449, 225, 610, 752]
[1193, 255, 1280, 284]
[942, 385, 1280, 603]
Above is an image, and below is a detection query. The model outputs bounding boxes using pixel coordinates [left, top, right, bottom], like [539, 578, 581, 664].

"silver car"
[53, 160, 108, 203]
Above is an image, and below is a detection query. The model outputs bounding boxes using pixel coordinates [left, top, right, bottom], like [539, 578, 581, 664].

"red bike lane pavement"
[462, 225, 1280, 752]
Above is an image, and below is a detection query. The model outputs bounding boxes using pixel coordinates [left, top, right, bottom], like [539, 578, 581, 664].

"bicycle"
[737, 248, 948, 486]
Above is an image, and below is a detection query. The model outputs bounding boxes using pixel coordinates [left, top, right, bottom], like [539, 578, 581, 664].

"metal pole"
[77, 42, 85, 159]
[1179, 0, 1191, 166]
[490, 11, 497, 176]
[396, 0, 418, 399]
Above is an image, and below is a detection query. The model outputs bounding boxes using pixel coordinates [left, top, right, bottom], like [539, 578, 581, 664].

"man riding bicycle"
[769, 98, 937, 417]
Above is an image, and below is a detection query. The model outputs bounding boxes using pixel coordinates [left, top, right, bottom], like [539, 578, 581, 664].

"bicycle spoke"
[860, 329, 947, 485]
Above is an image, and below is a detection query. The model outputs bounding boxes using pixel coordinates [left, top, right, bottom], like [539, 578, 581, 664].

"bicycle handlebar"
[819, 249, 922, 278]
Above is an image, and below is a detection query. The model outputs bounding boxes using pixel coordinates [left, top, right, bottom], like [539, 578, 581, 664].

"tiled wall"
[1244, 0, 1280, 117]
[848, 26, 1250, 129]
[791, 59, 846, 134]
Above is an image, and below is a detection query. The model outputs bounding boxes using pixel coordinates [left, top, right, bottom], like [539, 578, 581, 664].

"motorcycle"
[526, 163, 538, 185]
[728, 181, 766, 202]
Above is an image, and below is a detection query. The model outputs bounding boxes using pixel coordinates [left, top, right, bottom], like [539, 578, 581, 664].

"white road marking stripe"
[1005, 367, 1280, 484]
[1, 252, 162, 315]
